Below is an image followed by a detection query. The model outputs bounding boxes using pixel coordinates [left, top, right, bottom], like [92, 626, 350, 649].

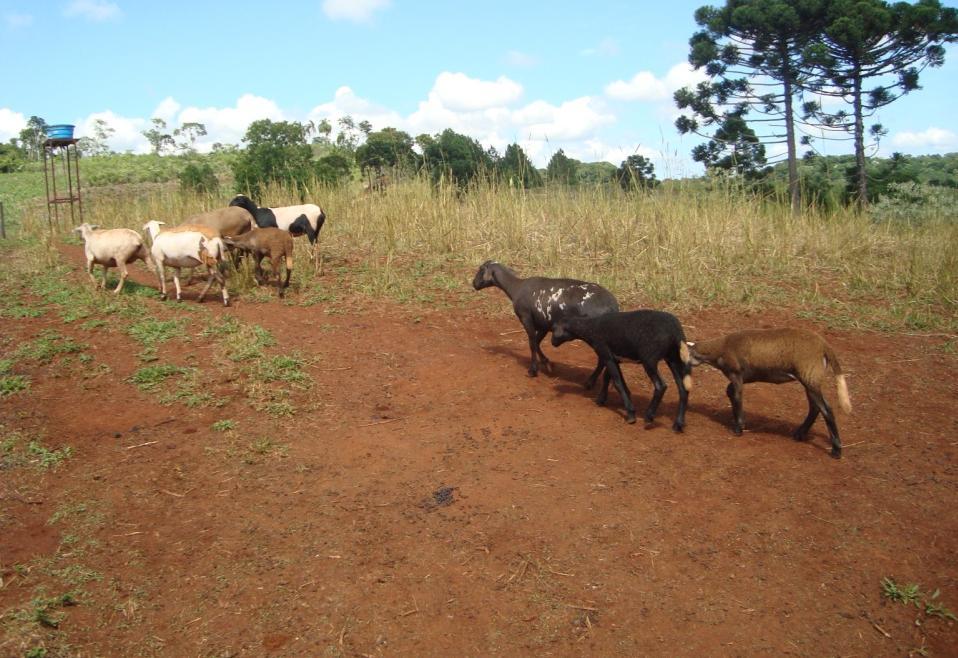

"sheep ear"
[89, 224, 100, 230]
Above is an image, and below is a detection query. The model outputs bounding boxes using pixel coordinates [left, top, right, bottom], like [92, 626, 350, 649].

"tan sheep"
[73, 223, 153, 294]
[184, 206, 253, 238]
[688, 327, 851, 458]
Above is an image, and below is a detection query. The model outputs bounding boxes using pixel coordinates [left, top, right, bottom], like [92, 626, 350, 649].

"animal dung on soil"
[419, 486, 456, 511]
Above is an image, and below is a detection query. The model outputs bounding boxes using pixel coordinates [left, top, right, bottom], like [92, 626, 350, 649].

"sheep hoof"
[733, 427, 743, 436]
[671, 423, 684, 434]
[527, 369, 538, 378]
[594, 397, 607, 407]
[626, 415, 637, 425]
[792, 430, 809, 442]
[830, 448, 842, 459]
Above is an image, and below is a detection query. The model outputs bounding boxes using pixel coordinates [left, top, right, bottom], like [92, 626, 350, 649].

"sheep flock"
[72, 197, 852, 460]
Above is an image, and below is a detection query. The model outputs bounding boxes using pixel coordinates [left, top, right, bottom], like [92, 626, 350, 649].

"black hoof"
[733, 427, 743, 437]
[792, 431, 809, 442]
[626, 415, 637, 425]
[527, 370, 538, 378]
[595, 397, 607, 407]
[672, 423, 684, 434]
[830, 449, 842, 459]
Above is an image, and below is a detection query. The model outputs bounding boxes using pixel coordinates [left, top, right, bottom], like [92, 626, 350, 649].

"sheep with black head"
[551, 310, 693, 431]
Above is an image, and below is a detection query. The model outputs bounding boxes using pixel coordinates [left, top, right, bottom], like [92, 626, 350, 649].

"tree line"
[674, 0, 957, 211]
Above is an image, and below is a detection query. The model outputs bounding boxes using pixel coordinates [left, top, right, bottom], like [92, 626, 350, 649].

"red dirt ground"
[2, 246, 957, 657]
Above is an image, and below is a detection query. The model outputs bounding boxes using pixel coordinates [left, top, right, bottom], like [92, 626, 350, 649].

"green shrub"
[178, 162, 219, 194]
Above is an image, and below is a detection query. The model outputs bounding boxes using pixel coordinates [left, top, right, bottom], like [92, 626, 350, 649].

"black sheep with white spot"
[472, 260, 619, 383]
[228, 194, 326, 244]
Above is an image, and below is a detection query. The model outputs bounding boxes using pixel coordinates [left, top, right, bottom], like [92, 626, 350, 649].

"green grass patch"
[27, 440, 73, 469]
[212, 419, 237, 432]
[16, 330, 87, 364]
[1, 302, 45, 319]
[249, 353, 310, 386]
[128, 364, 187, 391]
[127, 317, 186, 346]
[0, 374, 30, 396]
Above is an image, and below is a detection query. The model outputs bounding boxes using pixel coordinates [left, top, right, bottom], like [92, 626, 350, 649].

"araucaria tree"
[675, 0, 824, 214]
[498, 143, 543, 188]
[802, 0, 958, 207]
[615, 155, 658, 191]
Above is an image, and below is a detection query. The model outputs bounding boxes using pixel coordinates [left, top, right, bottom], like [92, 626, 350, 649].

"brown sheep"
[222, 228, 294, 297]
[185, 206, 253, 238]
[688, 327, 851, 458]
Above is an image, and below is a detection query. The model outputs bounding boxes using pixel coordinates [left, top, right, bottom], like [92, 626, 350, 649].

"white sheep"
[144, 222, 230, 306]
[73, 222, 152, 294]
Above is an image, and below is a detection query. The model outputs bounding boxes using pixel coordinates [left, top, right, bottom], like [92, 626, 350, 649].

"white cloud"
[605, 62, 706, 102]
[0, 108, 27, 142]
[151, 97, 181, 124]
[63, 0, 121, 22]
[76, 110, 148, 153]
[177, 94, 286, 149]
[504, 50, 539, 68]
[890, 127, 958, 151]
[307, 86, 404, 131]
[513, 97, 615, 141]
[322, 0, 390, 23]
[431, 72, 523, 112]
[4, 12, 33, 28]
[580, 37, 620, 57]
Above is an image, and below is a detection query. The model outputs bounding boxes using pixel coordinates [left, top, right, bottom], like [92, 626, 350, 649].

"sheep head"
[472, 260, 500, 290]
[73, 223, 99, 238]
[142, 220, 166, 241]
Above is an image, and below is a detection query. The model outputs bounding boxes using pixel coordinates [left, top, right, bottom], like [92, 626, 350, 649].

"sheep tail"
[824, 344, 852, 414]
[678, 340, 693, 391]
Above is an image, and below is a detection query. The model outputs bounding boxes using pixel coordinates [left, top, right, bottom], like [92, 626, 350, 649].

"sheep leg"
[642, 362, 668, 427]
[217, 269, 230, 307]
[726, 378, 745, 435]
[666, 359, 689, 433]
[520, 318, 541, 377]
[270, 256, 286, 297]
[172, 268, 183, 301]
[86, 258, 99, 288]
[792, 389, 820, 442]
[605, 358, 636, 424]
[583, 355, 605, 390]
[113, 261, 129, 294]
[197, 267, 216, 303]
[282, 255, 292, 290]
[534, 329, 553, 373]
[100, 265, 109, 291]
[156, 262, 168, 300]
[254, 256, 266, 285]
[807, 389, 842, 458]
[596, 368, 611, 406]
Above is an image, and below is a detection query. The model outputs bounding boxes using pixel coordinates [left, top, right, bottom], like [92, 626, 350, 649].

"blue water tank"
[47, 124, 75, 140]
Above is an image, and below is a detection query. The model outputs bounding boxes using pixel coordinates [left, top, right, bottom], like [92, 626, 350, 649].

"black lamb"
[551, 310, 693, 432]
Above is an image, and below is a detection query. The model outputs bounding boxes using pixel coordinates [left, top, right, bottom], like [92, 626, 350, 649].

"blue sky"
[2, 0, 956, 174]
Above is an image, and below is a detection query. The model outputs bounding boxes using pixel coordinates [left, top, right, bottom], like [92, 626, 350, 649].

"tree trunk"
[852, 64, 868, 210]
[782, 50, 800, 217]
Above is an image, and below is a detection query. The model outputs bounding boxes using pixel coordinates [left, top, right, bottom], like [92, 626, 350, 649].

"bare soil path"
[2, 245, 956, 657]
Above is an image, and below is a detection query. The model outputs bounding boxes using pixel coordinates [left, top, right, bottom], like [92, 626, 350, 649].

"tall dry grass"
[22, 175, 958, 331]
